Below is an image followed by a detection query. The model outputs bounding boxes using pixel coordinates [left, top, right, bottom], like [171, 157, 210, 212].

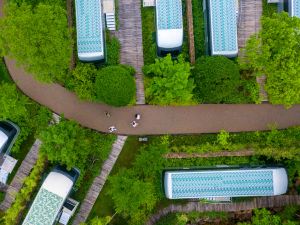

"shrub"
[95, 66, 136, 106]
[192, 0, 205, 58]
[144, 54, 194, 105]
[66, 62, 97, 101]
[192, 56, 258, 103]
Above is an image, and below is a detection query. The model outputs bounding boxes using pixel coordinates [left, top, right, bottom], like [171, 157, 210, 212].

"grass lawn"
[141, 7, 156, 65]
[88, 136, 144, 224]
[0, 59, 11, 83]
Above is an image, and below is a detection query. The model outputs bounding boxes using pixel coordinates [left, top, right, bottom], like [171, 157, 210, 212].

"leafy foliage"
[0, 82, 51, 152]
[66, 63, 97, 100]
[193, 56, 259, 103]
[95, 66, 136, 106]
[80, 216, 112, 225]
[238, 208, 297, 225]
[0, 2, 71, 82]
[192, 0, 205, 58]
[241, 13, 300, 106]
[2, 156, 47, 225]
[144, 54, 194, 105]
[39, 120, 115, 184]
[106, 32, 121, 66]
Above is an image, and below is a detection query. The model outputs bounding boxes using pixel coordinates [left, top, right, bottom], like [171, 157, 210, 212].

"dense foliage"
[193, 56, 259, 103]
[95, 66, 136, 106]
[238, 208, 297, 225]
[0, 2, 71, 82]
[39, 120, 115, 184]
[2, 156, 47, 225]
[141, 7, 156, 65]
[80, 216, 112, 225]
[241, 13, 300, 106]
[144, 54, 195, 105]
[0, 82, 51, 152]
[66, 63, 97, 101]
[192, 0, 205, 58]
[106, 32, 121, 66]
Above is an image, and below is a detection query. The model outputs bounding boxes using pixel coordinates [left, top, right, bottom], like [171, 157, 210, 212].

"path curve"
[1, 1, 300, 135]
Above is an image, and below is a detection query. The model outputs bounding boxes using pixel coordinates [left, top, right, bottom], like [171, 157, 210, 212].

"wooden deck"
[115, 0, 145, 104]
[72, 135, 127, 225]
[146, 195, 300, 225]
[0, 139, 41, 211]
[238, 0, 262, 49]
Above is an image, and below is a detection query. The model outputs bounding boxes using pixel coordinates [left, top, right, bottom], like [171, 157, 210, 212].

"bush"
[95, 66, 136, 106]
[66, 62, 97, 101]
[192, 56, 258, 103]
[144, 54, 194, 105]
[192, 0, 205, 58]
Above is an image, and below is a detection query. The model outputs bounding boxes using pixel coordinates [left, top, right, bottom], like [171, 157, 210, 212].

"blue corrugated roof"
[75, 0, 103, 54]
[209, 0, 238, 55]
[156, 0, 183, 30]
[291, 0, 300, 17]
[170, 170, 274, 199]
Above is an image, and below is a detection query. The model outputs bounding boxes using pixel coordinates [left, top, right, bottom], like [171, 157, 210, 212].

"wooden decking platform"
[72, 135, 127, 225]
[0, 139, 41, 211]
[146, 195, 300, 225]
[238, 0, 262, 49]
[115, 0, 145, 104]
[257, 75, 269, 102]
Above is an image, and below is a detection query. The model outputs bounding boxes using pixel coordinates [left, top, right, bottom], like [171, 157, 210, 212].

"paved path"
[5, 58, 300, 135]
[72, 136, 127, 225]
[1, 0, 300, 135]
[0, 139, 41, 211]
[115, 0, 145, 104]
[146, 195, 300, 225]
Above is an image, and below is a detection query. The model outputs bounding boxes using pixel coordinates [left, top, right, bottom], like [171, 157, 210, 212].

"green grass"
[141, 7, 157, 65]
[0, 59, 11, 83]
[192, 0, 205, 58]
[88, 136, 144, 224]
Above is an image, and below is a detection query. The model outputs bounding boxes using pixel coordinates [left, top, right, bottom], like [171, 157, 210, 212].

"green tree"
[80, 216, 112, 225]
[108, 170, 158, 225]
[144, 54, 195, 105]
[193, 56, 258, 103]
[95, 66, 136, 106]
[66, 62, 97, 100]
[0, 83, 29, 121]
[241, 13, 300, 106]
[0, 2, 71, 82]
[217, 130, 231, 150]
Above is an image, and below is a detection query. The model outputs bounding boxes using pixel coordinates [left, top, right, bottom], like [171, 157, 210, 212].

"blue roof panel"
[75, 0, 103, 54]
[291, 0, 300, 17]
[156, 0, 183, 30]
[209, 0, 238, 56]
[170, 170, 274, 199]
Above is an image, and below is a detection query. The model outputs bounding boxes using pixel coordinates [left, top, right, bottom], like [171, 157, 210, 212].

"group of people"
[107, 112, 141, 133]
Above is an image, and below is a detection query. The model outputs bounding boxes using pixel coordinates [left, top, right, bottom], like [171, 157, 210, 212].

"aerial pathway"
[1, 0, 300, 135]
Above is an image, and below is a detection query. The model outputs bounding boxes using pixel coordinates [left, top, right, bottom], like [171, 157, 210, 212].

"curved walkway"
[4, 59, 300, 135]
[146, 195, 300, 225]
[1, 0, 300, 135]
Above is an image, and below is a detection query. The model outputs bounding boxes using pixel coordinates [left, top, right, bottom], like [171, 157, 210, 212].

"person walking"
[105, 111, 111, 118]
[135, 113, 141, 120]
[108, 126, 117, 133]
[131, 121, 138, 128]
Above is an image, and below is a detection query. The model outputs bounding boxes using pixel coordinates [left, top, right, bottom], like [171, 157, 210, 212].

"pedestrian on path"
[135, 113, 141, 120]
[105, 111, 111, 118]
[131, 121, 138, 128]
[108, 126, 117, 133]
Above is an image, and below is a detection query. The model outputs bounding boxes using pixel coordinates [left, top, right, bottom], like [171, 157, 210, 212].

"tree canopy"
[241, 12, 300, 106]
[144, 54, 195, 105]
[95, 66, 136, 106]
[0, 2, 71, 82]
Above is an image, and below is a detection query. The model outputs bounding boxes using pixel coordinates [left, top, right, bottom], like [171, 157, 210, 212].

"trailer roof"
[156, 0, 183, 30]
[290, 0, 300, 17]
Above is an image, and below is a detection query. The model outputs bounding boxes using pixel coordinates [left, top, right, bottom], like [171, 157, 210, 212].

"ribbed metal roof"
[156, 0, 183, 30]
